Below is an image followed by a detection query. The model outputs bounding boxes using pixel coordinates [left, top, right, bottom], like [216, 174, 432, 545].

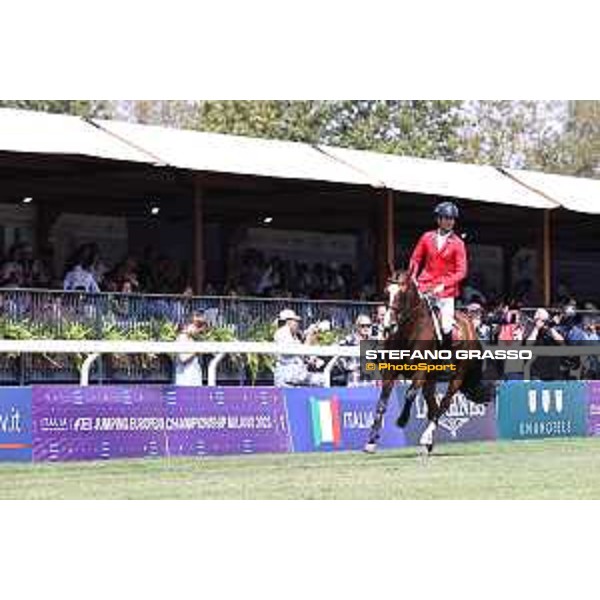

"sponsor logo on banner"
[285, 388, 406, 452]
[414, 391, 487, 438]
[401, 383, 497, 445]
[32, 386, 291, 461]
[0, 388, 32, 462]
[497, 381, 586, 440]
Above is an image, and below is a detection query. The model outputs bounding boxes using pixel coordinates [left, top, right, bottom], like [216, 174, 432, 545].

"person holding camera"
[523, 308, 565, 380]
[273, 309, 325, 387]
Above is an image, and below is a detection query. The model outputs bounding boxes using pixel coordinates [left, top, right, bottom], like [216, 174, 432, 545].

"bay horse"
[364, 270, 495, 455]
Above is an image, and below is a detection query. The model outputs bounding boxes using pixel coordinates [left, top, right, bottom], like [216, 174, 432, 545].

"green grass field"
[2, 437, 600, 499]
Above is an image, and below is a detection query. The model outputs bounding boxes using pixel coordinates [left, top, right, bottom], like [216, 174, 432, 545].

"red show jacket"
[408, 230, 468, 298]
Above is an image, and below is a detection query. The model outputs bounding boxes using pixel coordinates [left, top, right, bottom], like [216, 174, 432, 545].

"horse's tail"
[456, 320, 498, 405]
[460, 356, 497, 405]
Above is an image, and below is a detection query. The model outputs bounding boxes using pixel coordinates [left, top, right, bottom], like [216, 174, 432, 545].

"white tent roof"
[505, 168, 600, 214]
[0, 108, 154, 164]
[91, 119, 375, 186]
[319, 145, 558, 210]
[2, 107, 599, 214]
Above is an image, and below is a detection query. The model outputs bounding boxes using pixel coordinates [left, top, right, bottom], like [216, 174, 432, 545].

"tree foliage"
[4, 99, 597, 177]
[0, 100, 112, 118]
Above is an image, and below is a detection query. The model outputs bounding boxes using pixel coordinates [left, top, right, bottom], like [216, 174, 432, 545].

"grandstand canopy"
[0, 108, 155, 165]
[318, 145, 559, 210]
[0, 107, 598, 213]
[91, 118, 376, 186]
[505, 168, 600, 215]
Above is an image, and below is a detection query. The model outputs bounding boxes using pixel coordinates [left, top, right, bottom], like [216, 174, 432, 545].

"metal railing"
[0, 288, 376, 337]
[0, 288, 375, 384]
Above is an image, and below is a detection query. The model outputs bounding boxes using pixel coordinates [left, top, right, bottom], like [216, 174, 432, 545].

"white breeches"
[435, 297, 455, 334]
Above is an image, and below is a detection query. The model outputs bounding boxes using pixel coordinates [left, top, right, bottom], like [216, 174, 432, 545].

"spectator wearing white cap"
[273, 308, 324, 387]
[466, 302, 492, 342]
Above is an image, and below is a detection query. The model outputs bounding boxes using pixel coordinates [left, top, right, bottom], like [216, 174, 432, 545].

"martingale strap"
[417, 285, 443, 343]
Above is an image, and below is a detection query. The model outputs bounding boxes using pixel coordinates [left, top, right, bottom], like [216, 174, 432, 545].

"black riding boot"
[441, 331, 453, 351]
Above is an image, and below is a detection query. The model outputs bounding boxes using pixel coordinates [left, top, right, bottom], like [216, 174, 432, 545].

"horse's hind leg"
[419, 378, 438, 455]
[396, 372, 426, 428]
[438, 376, 461, 419]
[396, 381, 419, 428]
[364, 375, 395, 453]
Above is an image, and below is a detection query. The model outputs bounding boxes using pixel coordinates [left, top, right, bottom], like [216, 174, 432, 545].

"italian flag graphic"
[310, 396, 342, 447]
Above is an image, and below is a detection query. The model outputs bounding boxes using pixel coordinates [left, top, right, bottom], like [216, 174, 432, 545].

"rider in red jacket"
[408, 201, 468, 347]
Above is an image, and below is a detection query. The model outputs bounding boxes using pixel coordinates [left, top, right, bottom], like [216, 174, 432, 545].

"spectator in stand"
[465, 302, 492, 342]
[0, 244, 25, 287]
[339, 314, 374, 386]
[273, 309, 325, 387]
[63, 249, 100, 293]
[174, 312, 209, 386]
[373, 304, 387, 340]
[523, 308, 565, 380]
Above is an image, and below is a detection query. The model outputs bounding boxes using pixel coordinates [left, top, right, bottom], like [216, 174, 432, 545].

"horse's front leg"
[364, 374, 396, 453]
[419, 377, 438, 455]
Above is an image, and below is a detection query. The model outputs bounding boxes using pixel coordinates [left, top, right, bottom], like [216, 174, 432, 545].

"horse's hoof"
[419, 444, 434, 457]
[363, 443, 377, 454]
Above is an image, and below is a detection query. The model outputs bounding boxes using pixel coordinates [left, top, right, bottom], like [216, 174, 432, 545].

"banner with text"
[400, 383, 497, 445]
[163, 387, 291, 456]
[0, 388, 32, 462]
[31, 386, 291, 461]
[497, 381, 587, 440]
[284, 387, 406, 452]
[32, 386, 167, 461]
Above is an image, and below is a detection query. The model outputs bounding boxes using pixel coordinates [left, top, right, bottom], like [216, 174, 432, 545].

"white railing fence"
[0, 340, 597, 387]
[0, 340, 360, 387]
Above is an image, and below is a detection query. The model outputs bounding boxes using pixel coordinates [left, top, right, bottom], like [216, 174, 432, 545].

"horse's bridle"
[383, 275, 419, 336]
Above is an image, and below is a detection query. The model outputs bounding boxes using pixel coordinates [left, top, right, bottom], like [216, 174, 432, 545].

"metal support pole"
[323, 356, 342, 388]
[80, 353, 100, 386]
[207, 353, 226, 386]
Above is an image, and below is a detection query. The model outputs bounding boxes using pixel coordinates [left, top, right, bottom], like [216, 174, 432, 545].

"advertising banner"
[284, 387, 406, 452]
[163, 387, 291, 456]
[32, 386, 291, 461]
[0, 388, 32, 462]
[32, 386, 167, 461]
[586, 381, 600, 437]
[401, 383, 497, 445]
[497, 381, 587, 440]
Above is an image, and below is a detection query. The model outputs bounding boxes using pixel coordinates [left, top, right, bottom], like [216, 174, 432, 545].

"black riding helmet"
[434, 201, 459, 219]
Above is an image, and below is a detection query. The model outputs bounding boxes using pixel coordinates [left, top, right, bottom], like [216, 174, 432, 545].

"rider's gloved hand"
[431, 283, 444, 295]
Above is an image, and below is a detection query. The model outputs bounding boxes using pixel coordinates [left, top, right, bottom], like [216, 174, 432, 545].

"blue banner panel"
[284, 387, 406, 452]
[0, 388, 32, 462]
[497, 381, 587, 440]
[400, 383, 497, 445]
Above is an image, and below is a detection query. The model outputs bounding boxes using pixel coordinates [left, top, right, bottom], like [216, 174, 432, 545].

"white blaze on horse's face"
[384, 283, 400, 328]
